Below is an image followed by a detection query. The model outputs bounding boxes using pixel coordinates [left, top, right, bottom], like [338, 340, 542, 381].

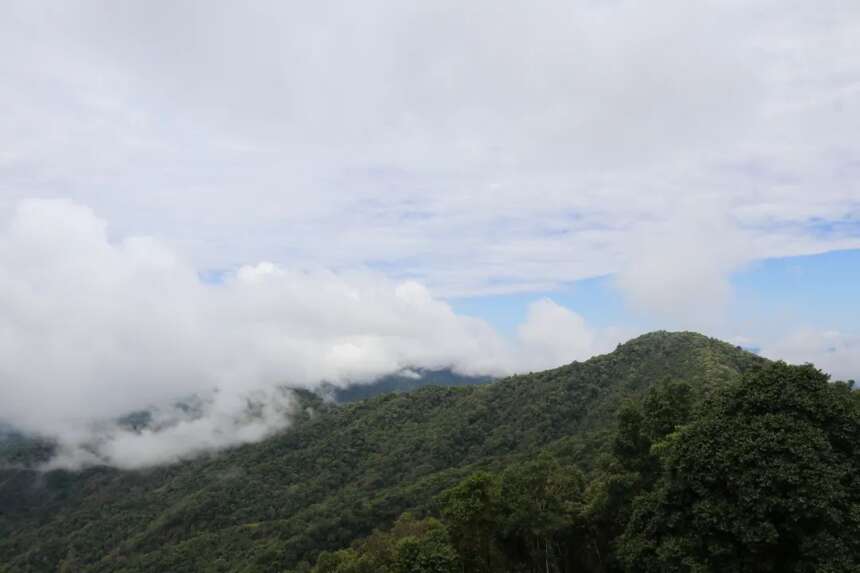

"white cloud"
[516, 298, 627, 371]
[0, 0, 857, 303]
[614, 198, 754, 328]
[46, 387, 299, 470]
[0, 199, 611, 468]
[0, 200, 854, 468]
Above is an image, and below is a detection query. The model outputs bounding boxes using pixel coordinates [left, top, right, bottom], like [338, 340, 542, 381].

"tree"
[581, 380, 696, 572]
[311, 514, 459, 573]
[620, 363, 860, 572]
[394, 521, 460, 573]
[439, 472, 505, 572]
[497, 454, 586, 573]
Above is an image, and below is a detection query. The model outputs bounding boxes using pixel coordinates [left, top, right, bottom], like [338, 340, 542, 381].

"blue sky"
[454, 248, 860, 341]
[452, 248, 860, 380]
[733, 249, 860, 331]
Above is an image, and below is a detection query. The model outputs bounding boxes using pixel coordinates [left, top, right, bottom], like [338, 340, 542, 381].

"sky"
[1, 1, 858, 467]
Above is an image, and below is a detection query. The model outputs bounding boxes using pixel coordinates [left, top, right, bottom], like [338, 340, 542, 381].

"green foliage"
[575, 379, 698, 571]
[640, 379, 695, 440]
[499, 455, 590, 572]
[620, 362, 860, 572]
[310, 514, 460, 573]
[322, 453, 591, 573]
[439, 472, 504, 572]
[311, 361, 860, 573]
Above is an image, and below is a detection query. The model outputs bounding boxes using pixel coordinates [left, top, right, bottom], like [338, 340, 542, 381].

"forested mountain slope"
[325, 368, 493, 403]
[0, 332, 778, 571]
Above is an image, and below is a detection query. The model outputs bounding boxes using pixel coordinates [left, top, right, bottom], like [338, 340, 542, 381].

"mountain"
[325, 368, 494, 403]
[0, 332, 768, 571]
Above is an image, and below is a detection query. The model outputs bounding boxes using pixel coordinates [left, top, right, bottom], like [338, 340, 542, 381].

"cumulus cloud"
[516, 299, 627, 371]
[0, 200, 612, 468]
[614, 199, 754, 327]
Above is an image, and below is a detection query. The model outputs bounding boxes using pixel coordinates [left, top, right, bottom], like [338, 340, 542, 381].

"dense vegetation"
[311, 362, 858, 573]
[1, 331, 856, 572]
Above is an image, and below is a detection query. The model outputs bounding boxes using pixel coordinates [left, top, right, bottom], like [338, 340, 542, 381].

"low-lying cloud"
[0, 199, 623, 468]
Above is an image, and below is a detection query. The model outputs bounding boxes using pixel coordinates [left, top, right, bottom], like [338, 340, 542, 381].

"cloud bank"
[1, 0, 858, 300]
[0, 200, 621, 468]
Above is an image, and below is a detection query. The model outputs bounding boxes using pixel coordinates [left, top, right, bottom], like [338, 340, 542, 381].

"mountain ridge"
[0, 331, 768, 572]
